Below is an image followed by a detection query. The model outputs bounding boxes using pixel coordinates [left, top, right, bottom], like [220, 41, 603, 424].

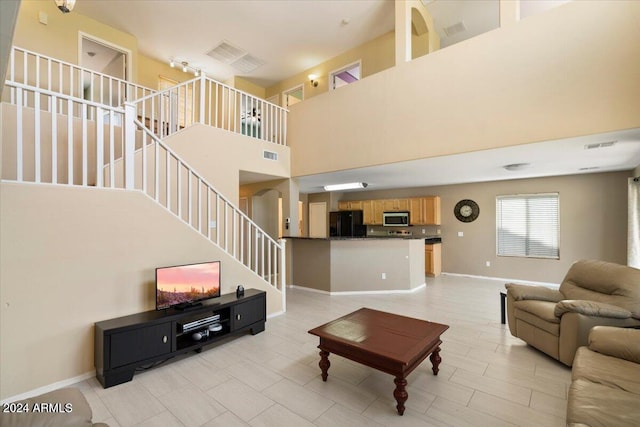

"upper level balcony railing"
[5, 46, 288, 146]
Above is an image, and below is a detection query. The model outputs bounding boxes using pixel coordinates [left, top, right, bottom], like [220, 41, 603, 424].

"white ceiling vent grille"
[231, 54, 265, 73]
[263, 150, 278, 161]
[443, 21, 466, 37]
[584, 141, 617, 150]
[206, 41, 246, 64]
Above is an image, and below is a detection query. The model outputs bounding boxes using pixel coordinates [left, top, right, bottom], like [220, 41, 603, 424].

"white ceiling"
[74, 0, 395, 87]
[71, 0, 640, 193]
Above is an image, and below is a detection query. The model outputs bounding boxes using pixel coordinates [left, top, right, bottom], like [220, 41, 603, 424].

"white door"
[308, 202, 327, 238]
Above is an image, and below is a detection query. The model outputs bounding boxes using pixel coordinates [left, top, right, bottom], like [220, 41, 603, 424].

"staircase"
[1, 46, 288, 311]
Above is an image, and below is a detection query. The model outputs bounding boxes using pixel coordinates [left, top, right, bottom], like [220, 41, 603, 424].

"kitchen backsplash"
[366, 225, 440, 238]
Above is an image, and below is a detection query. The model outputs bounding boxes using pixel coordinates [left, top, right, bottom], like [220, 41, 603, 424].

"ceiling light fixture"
[169, 59, 201, 77]
[308, 74, 319, 87]
[54, 0, 76, 13]
[323, 182, 368, 191]
[503, 163, 530, 171]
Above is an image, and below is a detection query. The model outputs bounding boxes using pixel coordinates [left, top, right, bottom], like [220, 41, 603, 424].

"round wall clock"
[454, 199, 480, 223]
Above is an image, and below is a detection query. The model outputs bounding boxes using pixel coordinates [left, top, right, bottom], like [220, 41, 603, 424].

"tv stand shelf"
[94, 289, 266, 388]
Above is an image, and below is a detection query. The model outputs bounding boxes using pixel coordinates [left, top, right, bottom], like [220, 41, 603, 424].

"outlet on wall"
[458, 231, 464, 237]
[486, 261, 491, 267]
[381, 273, 386, 280]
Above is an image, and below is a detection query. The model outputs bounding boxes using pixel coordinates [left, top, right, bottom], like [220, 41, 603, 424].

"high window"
[329, 61, 361, 90]
[496, 193, 560, 259]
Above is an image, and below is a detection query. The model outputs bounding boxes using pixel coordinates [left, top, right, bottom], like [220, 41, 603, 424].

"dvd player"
[180, 314, 220, 332]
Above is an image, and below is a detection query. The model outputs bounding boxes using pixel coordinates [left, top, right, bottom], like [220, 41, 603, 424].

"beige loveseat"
[567, 326, 640, 427]
[506, 259, 640, 366]
[0, 387, 108, 427]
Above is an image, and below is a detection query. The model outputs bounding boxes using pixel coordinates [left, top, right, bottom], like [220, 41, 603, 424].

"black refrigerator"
[329, 210, 366, 237]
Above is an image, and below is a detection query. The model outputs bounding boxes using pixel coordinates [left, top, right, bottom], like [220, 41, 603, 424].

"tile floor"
[75, 274, 572, 426]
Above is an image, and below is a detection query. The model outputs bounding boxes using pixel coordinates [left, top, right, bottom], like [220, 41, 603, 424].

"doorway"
[329, 61, 361, 91]
[79, 33, 131, 106]
[282, 84, 303, 108]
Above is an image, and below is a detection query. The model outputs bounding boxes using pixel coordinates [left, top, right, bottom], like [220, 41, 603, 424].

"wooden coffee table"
[308, 308, 449, 415]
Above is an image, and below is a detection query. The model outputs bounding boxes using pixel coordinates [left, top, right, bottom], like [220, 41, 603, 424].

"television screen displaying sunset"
[156, 261, 220, 309]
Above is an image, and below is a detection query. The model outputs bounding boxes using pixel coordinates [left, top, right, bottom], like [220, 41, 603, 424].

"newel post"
[124, 102, 136, 190]
[199, 74, 206, 124]
[279, 238, 287, 312]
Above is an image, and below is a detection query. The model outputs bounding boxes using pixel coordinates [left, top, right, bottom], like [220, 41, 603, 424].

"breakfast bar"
[287, 237, 425, 293]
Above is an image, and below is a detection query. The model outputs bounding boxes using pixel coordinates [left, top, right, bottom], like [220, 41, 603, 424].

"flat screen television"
[156, 261, 221, 310]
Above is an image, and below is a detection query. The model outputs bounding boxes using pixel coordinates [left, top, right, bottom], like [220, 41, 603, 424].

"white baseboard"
[267, 310, 285, 319]
[288, 283, 426, 296]
[440, 272, 559, 288]
[1, 370, 95, 405]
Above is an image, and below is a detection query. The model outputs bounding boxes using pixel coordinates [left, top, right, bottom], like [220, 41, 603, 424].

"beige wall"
[339, 171, 629, 283]
[0, 182, 283, 400]
[265, 31, 395, 103]
[290, 238, 425, 292]
[164, 124, 290, 204]
[13, 1, 138, 79]
[288, 1, 640, 177]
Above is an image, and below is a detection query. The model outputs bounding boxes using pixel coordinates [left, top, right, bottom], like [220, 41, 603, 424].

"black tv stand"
[94, 289, 266, 388]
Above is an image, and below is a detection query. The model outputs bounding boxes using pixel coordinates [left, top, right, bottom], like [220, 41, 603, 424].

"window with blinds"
[496, 193, 559, 259]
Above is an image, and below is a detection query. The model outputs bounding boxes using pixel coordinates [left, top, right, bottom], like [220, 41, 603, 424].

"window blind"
[496, 193, 559, 259]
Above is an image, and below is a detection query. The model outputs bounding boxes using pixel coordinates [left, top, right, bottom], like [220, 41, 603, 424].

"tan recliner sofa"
[0, 387, 108, 427]
[567, 326, 640, 427]
[506, 259, 640, 366]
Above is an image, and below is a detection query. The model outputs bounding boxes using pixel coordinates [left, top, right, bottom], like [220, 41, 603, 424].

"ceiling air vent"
[206, 41, 246, 64]
[263, 150, 278, 161]
[231, 54, 265, 73]
[584, 141, 617, 150]
[443, 21, 466, 37]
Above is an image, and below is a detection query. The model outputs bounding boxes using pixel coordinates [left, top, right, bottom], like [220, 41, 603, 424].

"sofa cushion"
[560, 260, 640, 314]
[572, 347, 640, 394]
[554, 300, 632, 319]
[513, 300, 560, 336]
[567, 378, 640, 427]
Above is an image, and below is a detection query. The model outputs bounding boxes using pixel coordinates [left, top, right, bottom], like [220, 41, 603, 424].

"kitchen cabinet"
[338, 201, 363, 211]
[340, 196, 440, 226]
[409, 196, 441, 225]
[425, 243, 441, 277]
[383, 199, 409, 212]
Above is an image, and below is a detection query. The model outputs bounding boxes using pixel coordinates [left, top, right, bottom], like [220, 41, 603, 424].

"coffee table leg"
[319, 350, 330, 381]
[393, 376, 408, 415]
[430, 346, 442, 375]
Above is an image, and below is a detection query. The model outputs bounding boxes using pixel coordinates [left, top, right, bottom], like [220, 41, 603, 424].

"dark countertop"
[284, 236, 442, 243]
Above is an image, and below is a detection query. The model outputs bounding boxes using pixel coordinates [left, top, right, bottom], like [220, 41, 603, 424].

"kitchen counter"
[286, 237, 425, 293]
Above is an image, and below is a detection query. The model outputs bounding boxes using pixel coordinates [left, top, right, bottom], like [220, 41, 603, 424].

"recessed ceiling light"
[503, 163, 530, 171]
[324, 182, 368, 191]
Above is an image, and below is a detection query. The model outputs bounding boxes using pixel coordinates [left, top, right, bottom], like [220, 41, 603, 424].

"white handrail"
[6, 46, 155, 108]
[130, 112, 285, 290]
[133, 75, 288, 145]
[2, 81, 126, 187]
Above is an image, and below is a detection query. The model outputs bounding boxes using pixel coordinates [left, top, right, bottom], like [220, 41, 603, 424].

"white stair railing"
[126, 106, 286, 298]
[1, 80, 286, 308]
[5, 46, 154, 109]
[1, 81, 127, 187]
[134, 75, 288, 145]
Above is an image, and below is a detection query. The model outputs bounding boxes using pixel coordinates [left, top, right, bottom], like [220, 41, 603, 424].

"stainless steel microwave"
[383, 211, 410, 226]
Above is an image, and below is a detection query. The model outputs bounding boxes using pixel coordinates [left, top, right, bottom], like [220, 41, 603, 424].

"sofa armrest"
[554, 300, 632, 319]
[505, 283, 563, 302]
[588, 326, 640, 364]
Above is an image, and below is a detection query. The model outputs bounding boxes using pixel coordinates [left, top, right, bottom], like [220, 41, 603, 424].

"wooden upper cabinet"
[382, 199, 409, 211]
[338, 201, 363, 211]
[339, 196, 440, 225]
[409, 196, 441, 225]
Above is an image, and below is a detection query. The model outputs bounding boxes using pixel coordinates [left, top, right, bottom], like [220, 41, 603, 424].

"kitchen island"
[286, 237, 426, 293]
